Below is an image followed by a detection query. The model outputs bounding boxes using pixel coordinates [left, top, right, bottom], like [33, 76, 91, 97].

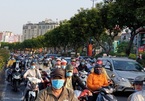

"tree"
[111, 0, 145, 56]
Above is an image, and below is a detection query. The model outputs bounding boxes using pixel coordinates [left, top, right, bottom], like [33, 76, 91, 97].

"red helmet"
[96, 59, 103, 65]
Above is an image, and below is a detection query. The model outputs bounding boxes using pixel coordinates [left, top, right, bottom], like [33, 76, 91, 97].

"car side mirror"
[105, 65, 111, 69]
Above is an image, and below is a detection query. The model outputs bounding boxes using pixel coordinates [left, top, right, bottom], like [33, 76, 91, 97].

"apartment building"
[22, 19, 59, 41]
[0, 31, 22, 43]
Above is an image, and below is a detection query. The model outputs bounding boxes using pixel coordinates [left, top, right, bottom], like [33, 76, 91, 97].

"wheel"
[30, 95, 35, 101]
[13, 80, 19, 92]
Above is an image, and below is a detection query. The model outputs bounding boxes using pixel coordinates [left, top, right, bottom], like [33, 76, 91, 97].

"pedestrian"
[35, 68, 79, 101]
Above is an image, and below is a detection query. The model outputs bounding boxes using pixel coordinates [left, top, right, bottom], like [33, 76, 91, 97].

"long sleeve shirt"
[87, 72, 108, 91]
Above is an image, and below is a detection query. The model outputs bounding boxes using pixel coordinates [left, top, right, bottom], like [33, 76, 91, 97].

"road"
[1, 81, 131, 101]
[1, 81, 24, 101]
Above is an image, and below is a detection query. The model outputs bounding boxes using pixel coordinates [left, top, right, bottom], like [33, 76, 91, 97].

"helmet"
[50, 68, 65, 79]
[96, 59, 103, 65]
[71, 58, 76, 62]
[61, 59, 67, 65]
[66, 64, 73, 71]
[56, 58, 61, 61]
[94, 63, 102, 68]
[31, 61, 36, 65]
[133, 76, 145, 85]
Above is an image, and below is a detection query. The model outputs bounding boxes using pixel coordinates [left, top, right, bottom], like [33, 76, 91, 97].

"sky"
[0, 0, 103, 34]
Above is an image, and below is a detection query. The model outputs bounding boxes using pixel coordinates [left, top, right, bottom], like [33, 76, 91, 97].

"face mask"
[66, 72, 73, 77]
[31, 65, 35, 69]
[61, 65, 66, 69]
[56, 65, 61, 68]
[51, 79, 65, 89]
[94, 68, 102, 75]
[81, 62, 85, 65]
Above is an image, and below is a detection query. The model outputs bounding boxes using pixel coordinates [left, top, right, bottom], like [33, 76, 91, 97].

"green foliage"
[0, 49, 9, 70]
[116, 52, 126, 57]
[109, 51, 116, 56]
[117, 42, 128, 53]
[128, 53, 136, 60]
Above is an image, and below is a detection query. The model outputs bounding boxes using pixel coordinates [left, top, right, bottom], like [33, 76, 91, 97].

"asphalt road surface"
[1, 81, 131, 101]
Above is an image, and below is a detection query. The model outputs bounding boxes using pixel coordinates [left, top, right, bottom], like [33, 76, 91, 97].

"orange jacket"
[87, 72, 109, 91]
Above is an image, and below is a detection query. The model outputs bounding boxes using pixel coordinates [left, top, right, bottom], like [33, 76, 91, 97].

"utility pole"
[91, 0, 97, 8]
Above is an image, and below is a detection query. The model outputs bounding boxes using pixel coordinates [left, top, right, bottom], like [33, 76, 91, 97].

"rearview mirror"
[105, 65, 111, 69]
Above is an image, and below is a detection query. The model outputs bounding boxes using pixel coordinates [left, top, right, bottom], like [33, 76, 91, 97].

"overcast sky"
[0, 0, 103, 34]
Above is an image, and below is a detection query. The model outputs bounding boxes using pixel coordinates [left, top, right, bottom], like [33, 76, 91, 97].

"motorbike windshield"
[113, 60, 144, 72]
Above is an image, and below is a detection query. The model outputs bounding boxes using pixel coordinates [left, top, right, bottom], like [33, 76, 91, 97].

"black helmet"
[94, 63, 102, 68]
[133, 76, 145, 85]
[65, 64, 73, 71]
[50, 68, 66, 79]
[31, 61, 36, 65]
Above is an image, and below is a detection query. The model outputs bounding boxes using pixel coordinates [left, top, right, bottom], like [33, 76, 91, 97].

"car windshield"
[113, 60, 144, 72]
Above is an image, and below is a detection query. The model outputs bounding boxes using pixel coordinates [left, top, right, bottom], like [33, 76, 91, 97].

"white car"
[98, 57, 145, 92]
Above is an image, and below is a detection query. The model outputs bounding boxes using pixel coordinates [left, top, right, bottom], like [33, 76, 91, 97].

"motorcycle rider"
[77, 59, 90, 73]
[6, 57, 16, 68]
[87, 63, 109, 101]
[5, 57, 16, 82]
[21, 61, 44, 100]
[35, 68, 79, 101]
[65, 64, 87, 90]
[61, 59, 67, 69]
[71, 58, 78, 74]
[128, 76, 145, 101]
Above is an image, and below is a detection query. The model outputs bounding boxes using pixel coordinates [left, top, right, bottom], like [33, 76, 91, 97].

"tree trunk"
[126, 33, 135, 56]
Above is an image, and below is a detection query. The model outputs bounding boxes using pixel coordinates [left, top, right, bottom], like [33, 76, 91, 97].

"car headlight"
[116, 76, 128, 82]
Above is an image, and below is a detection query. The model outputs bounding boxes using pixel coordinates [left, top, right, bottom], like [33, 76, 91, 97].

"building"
[22, 19, 59, 41]
[0, 31, 22, 43]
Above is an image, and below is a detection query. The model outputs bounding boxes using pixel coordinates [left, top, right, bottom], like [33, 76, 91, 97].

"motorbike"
[24, 59, 30, 70]
[11, 63, 22, 91]
[25, 77, 41, 101]
[79, 71, 88, 86]
[75, 89, 91, 101]
[39, 70, 51, 90]
[95, 86, 118, 101]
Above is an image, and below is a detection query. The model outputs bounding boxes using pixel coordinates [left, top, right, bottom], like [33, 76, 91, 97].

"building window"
[47, 26, 50, 29]
[43, 26, 45, 29]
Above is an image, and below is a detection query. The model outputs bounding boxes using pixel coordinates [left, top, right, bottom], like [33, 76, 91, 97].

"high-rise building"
[22, 19, 59, 41]
[0, 31, 22, 43]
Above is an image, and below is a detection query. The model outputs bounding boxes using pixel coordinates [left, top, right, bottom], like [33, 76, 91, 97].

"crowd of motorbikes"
[5, 53, 118, 101]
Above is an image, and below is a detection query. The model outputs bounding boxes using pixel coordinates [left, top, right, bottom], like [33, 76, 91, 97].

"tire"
[30, 95, 35, 101]
[13, 80, 19, 92]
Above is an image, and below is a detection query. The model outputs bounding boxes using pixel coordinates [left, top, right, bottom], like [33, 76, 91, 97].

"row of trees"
[1, 0, 145, 56]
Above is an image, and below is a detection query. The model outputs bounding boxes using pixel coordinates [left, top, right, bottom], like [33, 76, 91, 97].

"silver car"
[98, 57, 145, 92]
